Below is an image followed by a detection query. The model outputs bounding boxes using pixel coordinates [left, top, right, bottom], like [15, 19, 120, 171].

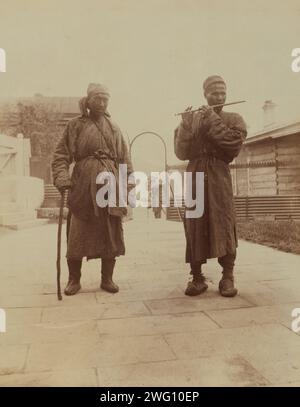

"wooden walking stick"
[56, 190, 65, 301]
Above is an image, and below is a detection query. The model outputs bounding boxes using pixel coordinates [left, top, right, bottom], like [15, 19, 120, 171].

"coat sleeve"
[115, 129, 134, 176]
[174, 123, 193, 161]
[51, 122, 74, 190]
[206, 112, 247, 163]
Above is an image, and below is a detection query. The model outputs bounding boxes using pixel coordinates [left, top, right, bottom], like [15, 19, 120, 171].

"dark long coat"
[174, 109, 247, 264]
[52, 113, 133, 260]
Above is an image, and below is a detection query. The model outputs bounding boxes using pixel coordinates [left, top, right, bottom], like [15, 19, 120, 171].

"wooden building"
[232, 121, 300, 197]
[230, 118, 300, 221]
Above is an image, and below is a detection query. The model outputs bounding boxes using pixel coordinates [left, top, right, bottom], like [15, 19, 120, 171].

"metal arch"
[128, 131, 184, 222]
[129, 131, 167, 170]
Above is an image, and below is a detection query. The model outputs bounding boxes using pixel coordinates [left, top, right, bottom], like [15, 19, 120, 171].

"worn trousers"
[190, 251, 236, 274]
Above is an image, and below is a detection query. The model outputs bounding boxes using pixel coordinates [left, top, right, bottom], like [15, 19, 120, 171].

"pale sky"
[1, 0, 300, 171]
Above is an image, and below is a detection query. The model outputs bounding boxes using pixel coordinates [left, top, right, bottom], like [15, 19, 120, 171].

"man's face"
[88, 94, 109, 115]
[205, 83, 226, 112]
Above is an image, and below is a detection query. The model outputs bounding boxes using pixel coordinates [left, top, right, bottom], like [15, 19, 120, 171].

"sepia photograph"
[0, 0, 300, 392]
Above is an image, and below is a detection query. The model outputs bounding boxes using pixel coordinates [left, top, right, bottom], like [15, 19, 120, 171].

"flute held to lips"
[175, 100, 246, 116]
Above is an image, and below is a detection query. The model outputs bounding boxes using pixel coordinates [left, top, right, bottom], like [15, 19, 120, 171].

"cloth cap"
[203, 75, 226, 92]
[87, 83, 110, 99]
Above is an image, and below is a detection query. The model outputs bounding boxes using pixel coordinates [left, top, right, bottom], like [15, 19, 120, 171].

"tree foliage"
[0, 100, 64, 157]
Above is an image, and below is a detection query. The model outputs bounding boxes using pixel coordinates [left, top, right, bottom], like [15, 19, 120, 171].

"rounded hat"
[87, 83, 110, 99]
[203, 75, 226, 92]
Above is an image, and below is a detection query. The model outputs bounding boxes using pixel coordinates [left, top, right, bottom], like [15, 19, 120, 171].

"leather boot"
[185, 270, 208, 296]
[101, 258, 119, 293]
[64, 259, 82, 296]
[219, 270, 238, 297]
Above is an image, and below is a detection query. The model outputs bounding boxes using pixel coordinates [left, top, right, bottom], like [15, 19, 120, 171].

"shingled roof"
[245, 120, 300, 145]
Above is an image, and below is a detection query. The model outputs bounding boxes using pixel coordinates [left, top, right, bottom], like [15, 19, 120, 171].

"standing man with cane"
[52, 83, 133, 296]
[174, 75, 247, 297]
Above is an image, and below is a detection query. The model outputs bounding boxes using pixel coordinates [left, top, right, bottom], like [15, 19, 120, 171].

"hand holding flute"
[181, 104, 216, 129]
[181, 105, 194, 128]
[177, 100, 246, 121]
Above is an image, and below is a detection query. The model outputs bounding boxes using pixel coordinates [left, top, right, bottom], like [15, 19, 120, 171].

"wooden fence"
[166, 195, 300, 222]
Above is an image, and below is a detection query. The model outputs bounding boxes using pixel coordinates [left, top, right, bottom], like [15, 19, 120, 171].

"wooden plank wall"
[249, 141, 277, 196]
[233, 134, 300, 196]
[277, 134, 300, 195]
[233, 141, 277, 196]
[249, 166, 277, 195]
[167, 195, 300, 221]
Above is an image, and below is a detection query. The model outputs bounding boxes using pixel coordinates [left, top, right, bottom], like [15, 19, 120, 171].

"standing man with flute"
[174, 75, 247, 297]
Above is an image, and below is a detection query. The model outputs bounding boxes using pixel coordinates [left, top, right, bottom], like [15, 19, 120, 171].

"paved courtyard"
[0, 209, 300, 387]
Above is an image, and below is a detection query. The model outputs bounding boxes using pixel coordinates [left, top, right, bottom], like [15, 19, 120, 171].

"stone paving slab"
[233, 241, 300, 266]
[0, 320, 100, 346]
[25, 335, 176, 372]
[97, 356, 269, 387]
[164, 324, 300, 367]
[95, 286, 185, 303]
[0, 369, 98, 387]
[238, 281, 300, 306]
[0, 211, 300, 386]
[4, 308, 42, 326]
[266, 380, 300, 387]
[97, 312, 219, 337]
[0, 293, 98, 308]
[205, 303, 299, 329]
[235, 261, 300, 276]
[41, 301, 151, 323]
[0, 284, 44, 296]
[128, 277, 187, 290]
[250, 359, 300, 385]
[144, 293, 253, 315]
[0, 344, 28, 375]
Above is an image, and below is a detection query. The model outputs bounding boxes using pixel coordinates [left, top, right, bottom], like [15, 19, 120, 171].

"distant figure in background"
[153, 206, 162, 219]
[153, 182, 163, 218]
[52, 83, 133, 296]
[174, 75, 247, 297]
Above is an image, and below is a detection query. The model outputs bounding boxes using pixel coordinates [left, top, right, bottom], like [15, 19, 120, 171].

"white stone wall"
[0, 134, 44, 226]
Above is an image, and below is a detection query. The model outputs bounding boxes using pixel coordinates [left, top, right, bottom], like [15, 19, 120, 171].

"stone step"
[42, 198, 61, 208]
[5, 219, 49, 230]
[43, 185, 68, 208]
[37, 207, 69, 219]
